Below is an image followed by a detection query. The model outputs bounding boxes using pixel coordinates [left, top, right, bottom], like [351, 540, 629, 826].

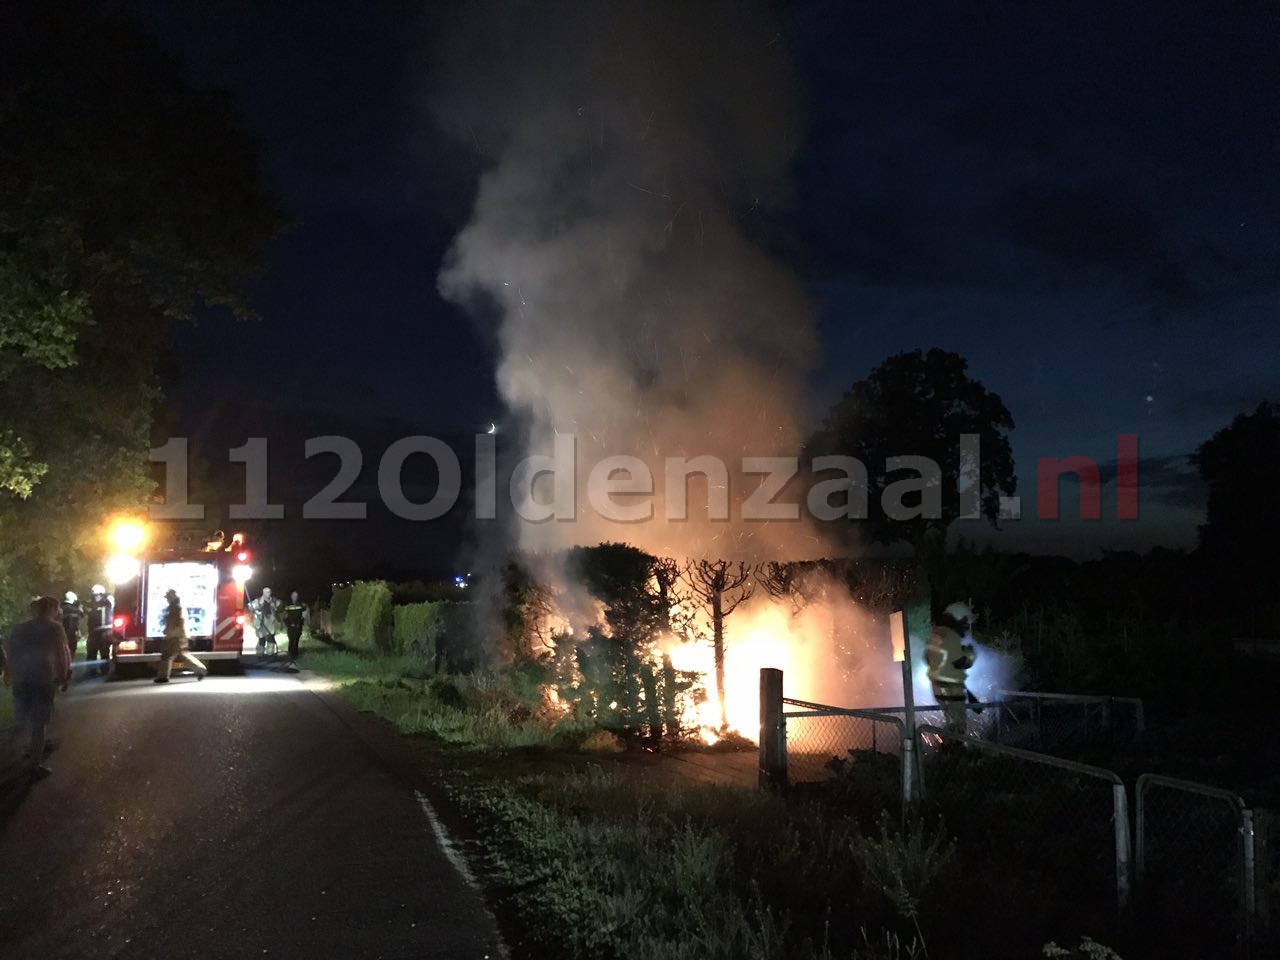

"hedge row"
[393, 602, 440, 659]
[343, 580, 393, 651]
[330, 584, 353, 626]
[333, 579, 476, 662]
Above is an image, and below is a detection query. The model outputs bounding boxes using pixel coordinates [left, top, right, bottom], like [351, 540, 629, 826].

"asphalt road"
[0, 667, 505, 960]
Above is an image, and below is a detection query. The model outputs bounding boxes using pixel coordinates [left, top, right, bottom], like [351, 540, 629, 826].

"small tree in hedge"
[681, 559, 756, 731]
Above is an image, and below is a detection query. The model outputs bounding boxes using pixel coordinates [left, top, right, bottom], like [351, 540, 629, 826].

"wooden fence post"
[759, 668, 786, 788]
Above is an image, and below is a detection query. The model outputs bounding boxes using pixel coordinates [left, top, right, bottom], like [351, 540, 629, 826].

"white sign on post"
[890, 609, 907, 662]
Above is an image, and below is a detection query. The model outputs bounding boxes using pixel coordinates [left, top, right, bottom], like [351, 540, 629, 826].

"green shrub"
[429, 601, 482, 670]
[330, 584, 353, 628]
[393, 601, 442, 660]
[343, 581, 392, 651]
[853, 811, 955, 948]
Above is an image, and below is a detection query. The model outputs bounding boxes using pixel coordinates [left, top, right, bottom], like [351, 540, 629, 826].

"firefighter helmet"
[944, 601, 976, 625]
[65, 590, 78, 603]
[91, 584, 107, 596]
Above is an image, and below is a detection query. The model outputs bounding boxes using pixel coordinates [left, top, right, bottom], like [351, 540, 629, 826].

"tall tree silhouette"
[0, 0, 286, 618]
[1190, 401, 1280, 604]
[805, 348, 1015, 561]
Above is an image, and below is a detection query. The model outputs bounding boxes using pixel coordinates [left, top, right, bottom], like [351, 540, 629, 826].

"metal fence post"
[1135, 776, 1147, 894]
[1242, 808, 1256, 951]
[1113, 782, 1132, 914]
[1255, 809, 1273, 935]
[902, 727, 919, 811]
[1033, 697, 1042, 751]
[1136, 773, 1256, 954]
[759, 668, 786, 788]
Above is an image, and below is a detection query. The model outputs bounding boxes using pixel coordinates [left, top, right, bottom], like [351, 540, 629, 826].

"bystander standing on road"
[281, 591, 308, 663]
[154, 590, 208, 684]
[1, 596, 72, 778]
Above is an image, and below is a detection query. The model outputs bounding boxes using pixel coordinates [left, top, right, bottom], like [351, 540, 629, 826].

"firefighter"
[281, 591, 307, 662]
[154, 589, 208, 683]
[85, 584, 114, 676]
[249, 587, 280, 657]
[60, 591, 85, 662]
[925, 601, 978, 733]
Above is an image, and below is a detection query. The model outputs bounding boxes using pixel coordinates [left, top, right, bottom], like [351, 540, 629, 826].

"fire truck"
[109, 529, 254, 675]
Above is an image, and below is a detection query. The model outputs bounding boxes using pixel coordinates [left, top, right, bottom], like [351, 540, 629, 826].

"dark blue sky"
[122, 0, 1279, 558]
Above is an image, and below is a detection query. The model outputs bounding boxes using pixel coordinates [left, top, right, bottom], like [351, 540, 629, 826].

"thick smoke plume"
[436, 0, 824, 563]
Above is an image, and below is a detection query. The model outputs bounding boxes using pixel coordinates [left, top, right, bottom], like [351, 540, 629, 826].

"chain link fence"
[916, 724, 1130, 938]
[1136, 774, 1257, 956]
[781, 697, 904, 785]
[860, 702, 1001, 739]
[766, 674, 1271, 954]
[779, 687, 1144, 778]
[850, 693, 1143, 752]
[994, 691, 1145, 754]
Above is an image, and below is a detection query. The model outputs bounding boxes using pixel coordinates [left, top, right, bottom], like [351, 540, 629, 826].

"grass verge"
[306, 646, 1128, 960]
[305, 647, 609, 751]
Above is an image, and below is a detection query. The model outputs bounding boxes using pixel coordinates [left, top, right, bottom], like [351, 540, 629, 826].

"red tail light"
[113, 615, 127, 630]
[236, 550, 250, 562]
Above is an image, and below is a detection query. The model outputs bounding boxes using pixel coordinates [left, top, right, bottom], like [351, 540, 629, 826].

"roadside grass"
[303, 646, 427, 684]
[305, 647, 606, 751]
[305, 646, 1128, 960]
[456, 764, 1131, 960]
[452, 765, 918, 960]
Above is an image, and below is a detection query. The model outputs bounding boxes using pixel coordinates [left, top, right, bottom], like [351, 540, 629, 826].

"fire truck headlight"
[105, 554, 141, 584]
[232, 564, 254, 584]
[108, 520, 148, 553]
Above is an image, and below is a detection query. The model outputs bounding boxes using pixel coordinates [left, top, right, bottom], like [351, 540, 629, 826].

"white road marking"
[414, 789, 510, 959]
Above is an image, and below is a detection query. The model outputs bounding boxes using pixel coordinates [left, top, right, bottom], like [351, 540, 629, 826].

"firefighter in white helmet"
[85, 584, 114, 676]
[925, 601, 978, 733]
[60, 591, 84, 662]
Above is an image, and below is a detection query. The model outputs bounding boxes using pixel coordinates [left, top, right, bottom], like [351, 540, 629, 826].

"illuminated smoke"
[435, 0, 822, 563]
[431, 3, 1014, 729]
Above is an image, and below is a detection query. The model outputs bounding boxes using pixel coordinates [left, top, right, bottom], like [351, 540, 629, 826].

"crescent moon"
[486, 422, 497, 434]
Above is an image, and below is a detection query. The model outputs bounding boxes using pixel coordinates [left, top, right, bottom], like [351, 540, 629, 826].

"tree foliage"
[805, 348, 1016, 558]
[0, 1, 285, 621]
[1190, 400, 1280, 602]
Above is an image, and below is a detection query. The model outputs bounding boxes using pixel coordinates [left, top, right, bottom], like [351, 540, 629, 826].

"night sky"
[119, 0, 1278, 565]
